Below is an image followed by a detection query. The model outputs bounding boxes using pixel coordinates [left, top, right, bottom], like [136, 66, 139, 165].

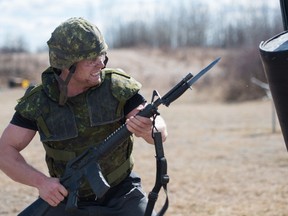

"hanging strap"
[144, 129, 169, 216]
[54, 64, 76, 106]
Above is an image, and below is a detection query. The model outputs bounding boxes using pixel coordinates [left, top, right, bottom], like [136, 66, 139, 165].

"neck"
[59, 69, 88, 97]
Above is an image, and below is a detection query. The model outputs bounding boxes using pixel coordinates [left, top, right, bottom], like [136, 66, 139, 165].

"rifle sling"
[43, 143, 133, 185]
[145, 131, 169, 216]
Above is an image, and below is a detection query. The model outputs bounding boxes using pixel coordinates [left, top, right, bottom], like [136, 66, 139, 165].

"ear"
[62, 68, 70, 73]
[60, 68, 70, 79]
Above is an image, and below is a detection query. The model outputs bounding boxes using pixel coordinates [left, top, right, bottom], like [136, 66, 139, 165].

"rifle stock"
[18, 57, 220, 216]
[18, 198, 50, 216]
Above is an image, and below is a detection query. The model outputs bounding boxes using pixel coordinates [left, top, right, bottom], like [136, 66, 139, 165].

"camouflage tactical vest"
[15, 67, 142, 197]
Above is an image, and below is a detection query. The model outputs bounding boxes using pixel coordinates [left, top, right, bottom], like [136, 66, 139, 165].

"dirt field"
[0, 88, 287, 216]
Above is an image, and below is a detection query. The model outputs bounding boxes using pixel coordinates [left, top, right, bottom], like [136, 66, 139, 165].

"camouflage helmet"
[47, 17, 108, 69]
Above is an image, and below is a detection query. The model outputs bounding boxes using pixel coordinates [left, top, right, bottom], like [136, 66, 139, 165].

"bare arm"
[126, 103, 168, 144]
[0, 124, 40, 184]
[0, 124, 67, 206]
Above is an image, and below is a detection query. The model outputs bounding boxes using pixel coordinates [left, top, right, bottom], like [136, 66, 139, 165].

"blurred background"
[1, 1, 288, 215]
[0, 0, 283, 102]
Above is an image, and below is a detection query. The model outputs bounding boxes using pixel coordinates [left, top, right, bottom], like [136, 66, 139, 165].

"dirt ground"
[0, 88, 287, 216]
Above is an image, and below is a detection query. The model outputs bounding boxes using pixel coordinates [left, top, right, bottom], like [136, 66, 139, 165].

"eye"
[84, 54, 106, 67]
[86, 60, 95, 65]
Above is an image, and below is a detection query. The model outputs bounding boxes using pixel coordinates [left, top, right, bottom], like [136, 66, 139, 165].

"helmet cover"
[47, 17, 108, 69]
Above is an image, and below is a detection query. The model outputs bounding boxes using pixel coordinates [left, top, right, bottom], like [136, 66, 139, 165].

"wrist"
[31, 172, 49, 190]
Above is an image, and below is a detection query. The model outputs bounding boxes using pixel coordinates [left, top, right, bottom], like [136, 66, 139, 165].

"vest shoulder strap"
[19, 84, 43, 101]
[103, 68, 142, 102]
[103, 68, 131, 78]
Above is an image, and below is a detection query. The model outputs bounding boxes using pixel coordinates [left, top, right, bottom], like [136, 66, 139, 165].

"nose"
[89, 58, 104, 68]
[98, 58, 105, 67]
[95, 55, 106, 68]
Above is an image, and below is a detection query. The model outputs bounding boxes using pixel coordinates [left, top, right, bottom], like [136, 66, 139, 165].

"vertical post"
[280, 0, 288, 30]
[251, 77, 276, 133]
[272, 101, 276, 133]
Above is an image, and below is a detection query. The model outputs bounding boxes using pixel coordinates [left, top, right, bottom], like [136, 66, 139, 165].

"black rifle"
[18, 57, 220, 216]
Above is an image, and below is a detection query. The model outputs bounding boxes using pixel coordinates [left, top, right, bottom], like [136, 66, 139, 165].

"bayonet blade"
[188, 57, 221, 86]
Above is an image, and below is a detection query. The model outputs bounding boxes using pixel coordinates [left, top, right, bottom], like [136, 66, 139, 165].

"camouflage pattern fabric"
[47, 17, 108, 69]
[15, 67, 142, 197]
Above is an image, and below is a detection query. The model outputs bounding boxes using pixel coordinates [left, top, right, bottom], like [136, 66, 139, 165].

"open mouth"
[91, 72, 100, 77]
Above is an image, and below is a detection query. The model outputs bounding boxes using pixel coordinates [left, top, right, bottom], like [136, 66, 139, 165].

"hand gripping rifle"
[18, 57, 220, 216]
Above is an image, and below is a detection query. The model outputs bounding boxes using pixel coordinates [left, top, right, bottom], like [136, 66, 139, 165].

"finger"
[58, 185, 69, 197]
[128, 119, 151, 137]
[53, 192, 65, 202]
[135, 116, 153, 131]
[126, 118, 140, 135]
[48, 198, 59, 207]
[136, 116, 153, 126]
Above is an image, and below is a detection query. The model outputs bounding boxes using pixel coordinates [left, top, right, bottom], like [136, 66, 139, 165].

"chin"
[89, 77, 101, 86]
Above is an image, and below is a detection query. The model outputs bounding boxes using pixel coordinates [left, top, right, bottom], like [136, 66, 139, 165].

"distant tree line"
[0, 36, 28, 53]
[0, 2, 283, 52]
[102, 2, 282, 49]
[101, 2, 283, 101]
[105, 2, 282, 49]
[0, 1, 284, 101]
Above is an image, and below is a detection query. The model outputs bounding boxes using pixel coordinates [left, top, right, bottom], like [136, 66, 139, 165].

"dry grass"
[0, 47, 225, 102]
[0, 89, 287, 216]
[0, 48, 287, 215]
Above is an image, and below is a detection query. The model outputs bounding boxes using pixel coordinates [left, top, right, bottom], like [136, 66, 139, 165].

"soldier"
[0, 17, 168, 216]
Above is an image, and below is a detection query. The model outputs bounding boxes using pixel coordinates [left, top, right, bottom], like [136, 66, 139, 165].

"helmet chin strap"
[54, 55, 108, 106]
[54, 64, 76, 106]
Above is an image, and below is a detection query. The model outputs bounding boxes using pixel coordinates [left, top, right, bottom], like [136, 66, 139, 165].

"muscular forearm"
[0, 124, 47, 190]
[0, 141, 67, 206]
[0, 144, 48, 189]
[0, 124, 68, 206]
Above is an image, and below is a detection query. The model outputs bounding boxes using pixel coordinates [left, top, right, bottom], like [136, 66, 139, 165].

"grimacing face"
[60, 55, 106, 90]
[73, 56, 106, 87]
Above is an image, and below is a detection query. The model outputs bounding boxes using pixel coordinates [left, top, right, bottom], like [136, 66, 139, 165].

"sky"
[0, 0, 280, 52]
